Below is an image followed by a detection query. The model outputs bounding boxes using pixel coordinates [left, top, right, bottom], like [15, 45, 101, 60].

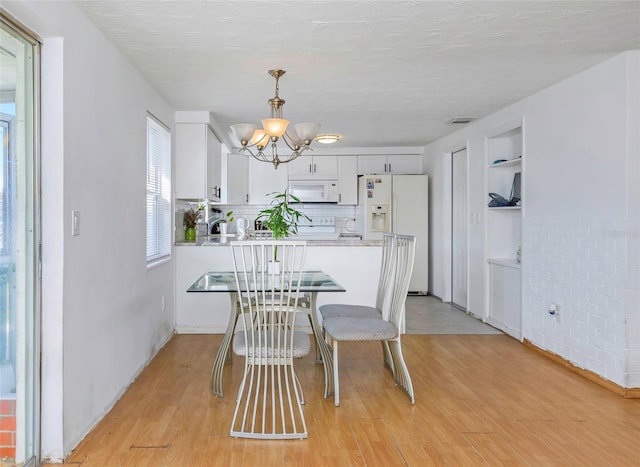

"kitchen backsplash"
[175, 199, 357, 239]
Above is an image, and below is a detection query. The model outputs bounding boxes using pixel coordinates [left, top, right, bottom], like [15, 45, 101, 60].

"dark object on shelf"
[488, 172, 522, 207]
[488, 192, 510, 207]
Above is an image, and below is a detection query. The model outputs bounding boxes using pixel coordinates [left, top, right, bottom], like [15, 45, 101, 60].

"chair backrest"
[230, 240, 307, 359]
[376, 233, 397, 317]
[387, 234, 416, 329]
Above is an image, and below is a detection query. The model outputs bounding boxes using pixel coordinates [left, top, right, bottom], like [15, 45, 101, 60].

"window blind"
[146, 114, 171, 264]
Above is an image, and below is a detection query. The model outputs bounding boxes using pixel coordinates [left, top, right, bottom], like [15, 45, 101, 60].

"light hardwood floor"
[48, 333, 640, 466]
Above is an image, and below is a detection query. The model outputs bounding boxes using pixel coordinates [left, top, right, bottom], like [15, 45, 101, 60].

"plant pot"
[185, 227, 196, 242]
[268, 260, 281, 275]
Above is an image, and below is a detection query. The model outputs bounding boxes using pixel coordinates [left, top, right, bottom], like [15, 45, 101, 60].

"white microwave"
[288, 180, 339, 203]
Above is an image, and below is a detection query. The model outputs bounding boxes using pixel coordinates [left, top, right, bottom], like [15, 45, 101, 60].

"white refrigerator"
[357, 174, 429, 294]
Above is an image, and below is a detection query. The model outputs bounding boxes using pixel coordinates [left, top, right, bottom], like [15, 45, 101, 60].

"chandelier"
[231, 69, 321, 169]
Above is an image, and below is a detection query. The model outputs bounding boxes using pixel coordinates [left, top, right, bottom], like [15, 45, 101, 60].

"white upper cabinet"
[248, 158, 289, 205]
[175, 123, 222, 200]
[288, 154, 338, 179]
[225, 153, 249, 205]
[337, 156, 358, 205]
[357, 154, 422, 175]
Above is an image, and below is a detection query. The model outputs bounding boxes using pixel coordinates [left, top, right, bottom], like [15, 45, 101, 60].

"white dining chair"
[319, 233, 395, 321]
[318, 233, 396, 369]
[229, 240, 310, 439]
[323, 234, 416, 406]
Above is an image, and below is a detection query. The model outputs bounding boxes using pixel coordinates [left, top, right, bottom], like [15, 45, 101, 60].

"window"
[146, 114, 171, 265]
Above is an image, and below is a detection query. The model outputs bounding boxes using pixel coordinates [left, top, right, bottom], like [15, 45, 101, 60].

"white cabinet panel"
[357, 155, 387, 175]
[288, 155, 338, 179]
[226, 153, 249, 204]
[337, 156, 358, 205]
[357, 154, 422, 175]
[175, 123, 222, 200]
[387, 154, 422, 174]
[248, 158, 288, 204]
[488, 261, 522, 340]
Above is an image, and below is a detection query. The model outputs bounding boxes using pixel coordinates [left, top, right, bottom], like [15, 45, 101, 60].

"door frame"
[441, 142, 469, 306]
[451, 147, 468, 310]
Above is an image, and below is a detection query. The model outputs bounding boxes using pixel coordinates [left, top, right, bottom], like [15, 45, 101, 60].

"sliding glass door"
[0, 14, 39, 466]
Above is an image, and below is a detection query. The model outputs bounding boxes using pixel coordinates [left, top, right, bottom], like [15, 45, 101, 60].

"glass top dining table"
[187, 270, 346, 294]
[187, 270, 345, 399]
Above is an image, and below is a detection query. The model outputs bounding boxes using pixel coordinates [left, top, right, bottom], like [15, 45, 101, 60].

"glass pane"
[0, 19, 38, 465]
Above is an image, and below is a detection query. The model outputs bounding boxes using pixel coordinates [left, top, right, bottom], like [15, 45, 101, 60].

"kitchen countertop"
[176, 235, 382, 247]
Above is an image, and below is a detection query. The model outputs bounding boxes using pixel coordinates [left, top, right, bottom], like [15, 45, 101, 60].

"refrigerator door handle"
[391, 191, 396, 232]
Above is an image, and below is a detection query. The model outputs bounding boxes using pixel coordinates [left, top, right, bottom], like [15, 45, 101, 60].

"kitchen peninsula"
[175, 237, 383, 333]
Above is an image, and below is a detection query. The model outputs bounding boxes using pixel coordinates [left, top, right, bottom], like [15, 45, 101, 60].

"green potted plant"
[183, 203, 205, 241]
[256, 190, 310, 272]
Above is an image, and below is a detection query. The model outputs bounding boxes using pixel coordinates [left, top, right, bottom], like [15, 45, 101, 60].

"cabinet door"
[337, 156, 358, 205]
[287, 155, 313, 179]
[175, 123, 207, 198]
[357, 155, 387, 175]
[226, 153, 248, 204]
[248, 158, 288, 205]
[206, 127, 222, 201]
[312, 155, 338, 179]
[387, 154, 422, 174]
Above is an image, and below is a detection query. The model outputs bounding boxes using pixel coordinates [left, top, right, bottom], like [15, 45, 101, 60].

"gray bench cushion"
[233, 330, 310, 358]
[319, 303, 382, 320]
[323, 317, 398, 341]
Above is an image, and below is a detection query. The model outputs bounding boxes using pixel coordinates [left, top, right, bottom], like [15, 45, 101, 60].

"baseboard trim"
[523, 339, 639, 399]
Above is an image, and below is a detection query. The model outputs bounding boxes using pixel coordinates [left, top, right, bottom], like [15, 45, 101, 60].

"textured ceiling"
[74, 0, 640, 149]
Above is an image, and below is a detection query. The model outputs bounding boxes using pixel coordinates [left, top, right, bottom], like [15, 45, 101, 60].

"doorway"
[451, 148, 468, 310]
[0, 15, 40, 466]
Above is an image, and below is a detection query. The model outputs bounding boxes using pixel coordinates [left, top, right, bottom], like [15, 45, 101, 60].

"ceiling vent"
[448, 117, 474, 124]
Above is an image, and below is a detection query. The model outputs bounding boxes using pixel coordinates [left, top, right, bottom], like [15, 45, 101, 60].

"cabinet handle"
[339, 193, 342, 203]
[384, 163, 388, 173]
[388, 163, 391, 173]
[313, 163, 317, 173]
[309, 164, 312, 174]
[246, 194, 249, 203]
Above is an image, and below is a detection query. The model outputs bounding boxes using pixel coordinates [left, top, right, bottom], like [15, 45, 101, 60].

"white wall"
[4, 0, 176, 461]
[424, 51, 640, 388]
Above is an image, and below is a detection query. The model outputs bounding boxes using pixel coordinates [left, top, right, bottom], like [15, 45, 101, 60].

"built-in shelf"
[489, 157, 522, 169]
[485, 121, 524, 341]
[487, 258, 521, 269]
[488, 206, 521, 211]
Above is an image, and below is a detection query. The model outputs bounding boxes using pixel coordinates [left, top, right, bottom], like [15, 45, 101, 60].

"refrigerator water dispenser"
[369, 204, 390, 232]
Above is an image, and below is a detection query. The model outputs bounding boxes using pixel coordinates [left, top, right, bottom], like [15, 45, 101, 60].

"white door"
[451, 149, 468, 310]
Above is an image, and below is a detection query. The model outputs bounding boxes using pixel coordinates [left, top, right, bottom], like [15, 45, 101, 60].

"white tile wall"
[626, 219, 640, 387]
[523, 217, 631, 387]
[176, 200, 358, 235]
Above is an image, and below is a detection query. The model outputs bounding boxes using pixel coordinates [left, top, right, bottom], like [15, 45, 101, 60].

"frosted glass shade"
[262, 118, 289, 138]
[295, 122, 321, 142]
[251, 129, 269, 147]
[285, 126, 302, 145]
[231, 124, 257, 143]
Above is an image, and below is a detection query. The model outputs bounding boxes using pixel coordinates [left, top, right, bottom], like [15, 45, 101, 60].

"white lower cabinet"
[487, 260, 522, 340]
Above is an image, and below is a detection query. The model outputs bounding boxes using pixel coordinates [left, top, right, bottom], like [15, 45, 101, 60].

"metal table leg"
[209, 292, 239, 397]
[307, 292, 334, 399]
